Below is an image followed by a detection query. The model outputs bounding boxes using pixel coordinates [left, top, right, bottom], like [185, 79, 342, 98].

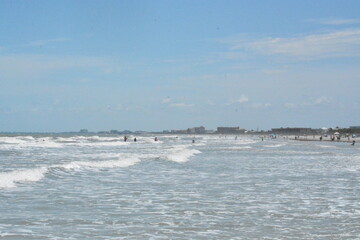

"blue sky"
[1, 0, 360, 132]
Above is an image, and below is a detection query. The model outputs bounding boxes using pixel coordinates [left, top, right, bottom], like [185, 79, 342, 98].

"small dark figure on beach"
[320, 136, 322, 141]
[192, 139, 195, 143]
[262, 137, 264, 141]
[351, 140, 355, 146]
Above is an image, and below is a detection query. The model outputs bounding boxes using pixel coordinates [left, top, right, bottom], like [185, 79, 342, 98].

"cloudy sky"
[1, 0, 360, 132]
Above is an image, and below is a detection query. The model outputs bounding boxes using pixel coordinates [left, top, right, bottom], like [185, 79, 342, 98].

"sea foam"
[0, 158, 141, 189]
[61, 158, 140, 170]
[0, 168, 48, 189]
[165, 146, 201, 163]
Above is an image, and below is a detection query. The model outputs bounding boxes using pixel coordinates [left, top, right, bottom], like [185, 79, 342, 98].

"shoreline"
[289, 136, 356, 143]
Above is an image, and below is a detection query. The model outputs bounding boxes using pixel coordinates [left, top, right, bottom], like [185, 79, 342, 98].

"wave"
[68, 141, 130, 147]
[0, 157, 140, 189]
[60, 158, 140, 170]
[0, 136, 63, 149]
[0, 136, 35, 144]
[0, 167, 47, 189]
[165, 146, 201, 163]
[263, 143, 286, 148]
[319, 145, 336, 148]
[226, 146, 252, 150]
[235, 139, 258, 145]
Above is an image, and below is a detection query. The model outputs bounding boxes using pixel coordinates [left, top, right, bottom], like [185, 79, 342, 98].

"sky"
[0, 0, 360, 132]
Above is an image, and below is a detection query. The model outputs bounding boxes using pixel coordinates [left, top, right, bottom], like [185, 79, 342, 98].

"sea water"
[0, 134, 359, 239]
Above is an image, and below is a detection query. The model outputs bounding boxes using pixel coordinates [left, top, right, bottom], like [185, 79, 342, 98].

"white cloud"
[284, 103, 297, 109]
[115, 104, 123, 110]
[226, 29, 360, 60]
[250, 30, 360, 58]
[207, 100, 215, 105]
[309, 18, 360, 26]
[162, 97, 172, 103]
[284, 96, 330, 109]
[250, 103, 272, 108]
[170, 103, 194, 108]
[237, 94, 249, 103]
[314, 96, 331, 104]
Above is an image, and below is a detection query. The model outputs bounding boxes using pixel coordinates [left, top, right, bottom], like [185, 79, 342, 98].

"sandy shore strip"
[288, 135, 356, 143]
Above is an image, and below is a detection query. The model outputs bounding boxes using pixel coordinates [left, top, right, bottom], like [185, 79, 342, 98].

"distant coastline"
[1, 126, 360, 137]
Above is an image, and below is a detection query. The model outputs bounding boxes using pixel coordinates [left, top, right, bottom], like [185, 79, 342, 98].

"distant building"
[97, 131, 110, 134]
[334, 127, 360, 134]
[216, 127, 245, 134]
[121, 130, 132, 134]
[171, 129, 187, 134]
[187, 126, 206, 134]
[271, 128, 315, 135]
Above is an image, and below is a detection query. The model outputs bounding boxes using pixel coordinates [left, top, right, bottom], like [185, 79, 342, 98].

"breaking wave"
[60, 158, 140, 170]
[0, 157, 141, 189]
[0, 168, 48, 189]
[165, 146, 201, 163]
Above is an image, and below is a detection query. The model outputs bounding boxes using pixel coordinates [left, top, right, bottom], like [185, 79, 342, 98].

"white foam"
[0, 136, 63, 149]
[0, 157, 140, 189]
[0, 136, 31, 144]
[0, 167, 48, 189]
[165, 147, 201, 163]
[226, 146, 252, 150]
[61, 158, 140, 170]
[235, 139, 258, 145]
[193, 142, 206, 146]
[264, 143, 286, 148]
[69, 141, 130, 147]
[319, 145, 336, 148]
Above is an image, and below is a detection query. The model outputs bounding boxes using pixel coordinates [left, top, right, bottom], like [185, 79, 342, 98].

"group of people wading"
[123, 136, 158, 142]
[122, 136, 198, 143]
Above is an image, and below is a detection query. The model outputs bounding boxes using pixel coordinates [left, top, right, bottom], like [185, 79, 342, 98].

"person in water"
[134, 137, 137, 142]
[351, 140, 355, 146]
[154, 137, 158, 142]
[124, 136, 127, 142]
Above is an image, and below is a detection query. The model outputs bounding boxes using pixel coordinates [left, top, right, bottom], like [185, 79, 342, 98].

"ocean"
[0, 134, 359, 239]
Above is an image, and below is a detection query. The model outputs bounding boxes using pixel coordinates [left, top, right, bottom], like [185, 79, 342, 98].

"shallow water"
[0, 134, 359, 239]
